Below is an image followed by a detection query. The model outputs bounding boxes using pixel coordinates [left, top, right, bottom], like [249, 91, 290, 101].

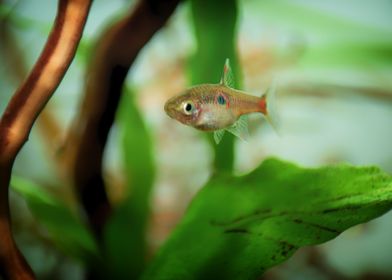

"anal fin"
[213, 129, 226, 144]
[225, 115, 249, 142]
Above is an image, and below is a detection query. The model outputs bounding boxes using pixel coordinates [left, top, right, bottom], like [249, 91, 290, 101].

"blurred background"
[1, 0, 392, 279]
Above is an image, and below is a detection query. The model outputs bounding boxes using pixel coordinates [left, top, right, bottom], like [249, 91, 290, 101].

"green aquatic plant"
[142, 159, 392, 279]
[1, 0, 392, 279]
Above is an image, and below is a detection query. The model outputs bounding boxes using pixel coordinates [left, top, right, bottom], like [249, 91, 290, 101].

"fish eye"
[183, 102, 194, 115]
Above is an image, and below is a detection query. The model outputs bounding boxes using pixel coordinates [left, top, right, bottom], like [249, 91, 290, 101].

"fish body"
[164, 59, 277, 144]
[165, 84, 267, 131]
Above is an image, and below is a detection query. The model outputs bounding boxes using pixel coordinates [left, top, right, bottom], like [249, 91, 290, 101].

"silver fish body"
[164, 59, 277, 143]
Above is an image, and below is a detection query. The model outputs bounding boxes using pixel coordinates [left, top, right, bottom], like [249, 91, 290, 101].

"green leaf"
[10, 176, 99, 263]
[103, 88, 155, 279]
[142, 158, 392, 280]
[190, 0, 242, 172]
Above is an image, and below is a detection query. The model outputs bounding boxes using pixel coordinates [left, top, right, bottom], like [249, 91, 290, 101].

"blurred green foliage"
[102, 88, 155, 279]
[141, 158, 392, 279]
[10, 177, 98, 263]
[251, 0, 392, 87]
[2, 0, 392, 279]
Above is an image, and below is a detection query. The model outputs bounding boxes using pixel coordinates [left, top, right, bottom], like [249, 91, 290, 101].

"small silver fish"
[164, 59, 278, 144]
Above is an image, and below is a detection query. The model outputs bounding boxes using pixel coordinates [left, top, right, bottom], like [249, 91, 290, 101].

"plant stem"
[63, 0, 180, 242]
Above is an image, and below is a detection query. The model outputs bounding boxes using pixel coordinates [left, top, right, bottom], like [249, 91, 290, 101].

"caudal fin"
[262, 78, 280, 133]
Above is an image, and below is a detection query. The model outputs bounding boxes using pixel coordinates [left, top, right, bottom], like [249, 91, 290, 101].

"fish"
[164, 58, 278, 144]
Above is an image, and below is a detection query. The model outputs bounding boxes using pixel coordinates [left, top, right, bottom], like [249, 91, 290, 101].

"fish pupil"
[217, 95, 226, 105]
[185, 103, 192, 112]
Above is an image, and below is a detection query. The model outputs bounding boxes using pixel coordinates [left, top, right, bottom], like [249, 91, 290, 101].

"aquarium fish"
[164, 58, 278, 144]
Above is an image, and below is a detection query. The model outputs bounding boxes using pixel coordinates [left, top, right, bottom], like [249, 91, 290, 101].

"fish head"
[164, 90, 201, 126]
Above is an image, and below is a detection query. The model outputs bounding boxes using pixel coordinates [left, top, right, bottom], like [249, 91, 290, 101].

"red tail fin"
[259, 95, 267, 115]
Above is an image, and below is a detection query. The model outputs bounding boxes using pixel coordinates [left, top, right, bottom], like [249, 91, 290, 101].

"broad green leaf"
[10, 176, 99, 263]
[190, 0, 241, 172]
[103, 88, 155, 279]
[142, 158, 392, 280]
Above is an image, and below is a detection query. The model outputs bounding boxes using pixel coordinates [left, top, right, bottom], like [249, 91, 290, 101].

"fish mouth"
[164, 99, 177, 119]
[164, 99, 192, 126]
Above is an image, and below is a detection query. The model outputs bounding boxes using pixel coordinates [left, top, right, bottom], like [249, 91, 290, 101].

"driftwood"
[0, 0, 180, 278]
[63, 0, 180, 239]
[0, 1, 92, 278]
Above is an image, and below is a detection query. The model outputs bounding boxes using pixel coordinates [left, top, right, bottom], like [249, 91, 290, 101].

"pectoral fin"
[219, 58, 235, 88]
[225, 115, 249, 142]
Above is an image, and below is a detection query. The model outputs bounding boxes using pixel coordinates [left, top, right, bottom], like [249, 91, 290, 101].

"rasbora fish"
[164, 58, 278, 144]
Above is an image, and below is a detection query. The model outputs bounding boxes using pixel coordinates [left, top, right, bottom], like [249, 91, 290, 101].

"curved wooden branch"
[64, 0, 180, 239]
[0, 1, 91, 279]
[0, 0, 64, 173]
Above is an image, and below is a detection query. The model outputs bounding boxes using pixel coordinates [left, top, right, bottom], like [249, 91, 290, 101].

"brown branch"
[0, 1, 91, 279]
[63, 0, 180, 239]
[0, 1, 64, 172]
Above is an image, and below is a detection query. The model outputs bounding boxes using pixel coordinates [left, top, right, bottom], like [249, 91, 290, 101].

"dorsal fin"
[220, 58, 235, 88]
